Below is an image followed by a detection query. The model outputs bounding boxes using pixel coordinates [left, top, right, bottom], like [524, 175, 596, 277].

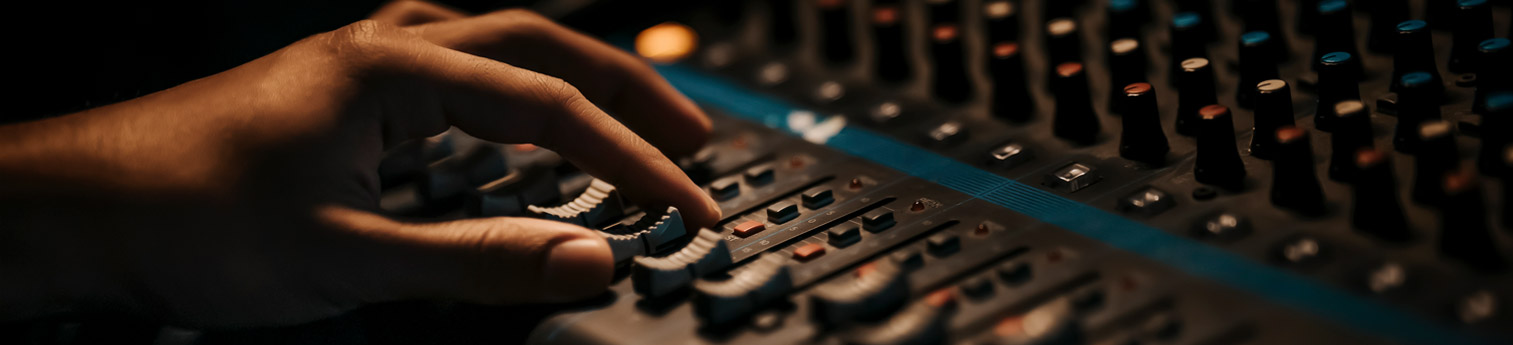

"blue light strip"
[653, 64, 1495, 345]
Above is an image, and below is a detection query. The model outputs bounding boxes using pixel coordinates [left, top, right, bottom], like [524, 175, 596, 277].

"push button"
[1117, 187, 1175, 216]
[862, 209, 897, 232]
[827, 225, 861, 247]
[767, 201, 800, 224]
[1044, 162, 1101, 193]
[926, 234, 961, 257]
[744, 164, 775, 185]
[986, 142, 1032, 169]
[891, 250, 924, 270]
[801, 187, 835, 209]
[733, 220, 766, 238]
[710, 178, 740, 200]
[793, 243, 827, 262]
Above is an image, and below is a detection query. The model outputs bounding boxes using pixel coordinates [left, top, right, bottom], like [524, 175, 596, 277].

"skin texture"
[0, 1, 719, 329]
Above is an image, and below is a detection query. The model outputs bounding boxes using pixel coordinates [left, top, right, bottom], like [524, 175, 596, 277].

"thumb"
[314, 206, 614, 305]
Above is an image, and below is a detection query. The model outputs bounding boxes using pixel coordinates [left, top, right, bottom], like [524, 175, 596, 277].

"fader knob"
[1448, 0, 1494, 73]
[1350, 149, 1412, 242]
[632, 229, 734, 298]
[1393, 72, 1443, 154]
[1314, 52, 1362, 132]
[1052, 62, 1101, 146]
[1411, 121, 1459, 204]
[1438, 171, 1505, 271]
[1194, 105, 1247, 189]
[1236, 31, 1282, 108]
[930, 24, 973, 103]
[1390, 21, 1444, 94]
[1174, 58, 1218, 136]
[602, 207, 689, 263]
[1118, 83, 1169, 165]
[692, 253, 793, 325]
[872, 3, 911, 82]
[1249, 79, 1295, 160]
[1328, 101, 1374, 182]
[1270, 127, 1326, 216]
[840, 298, 952, 345]
[990, 42, 1035, 123]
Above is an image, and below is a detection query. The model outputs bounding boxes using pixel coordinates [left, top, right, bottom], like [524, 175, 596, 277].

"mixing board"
[367, 0, 1513, 344]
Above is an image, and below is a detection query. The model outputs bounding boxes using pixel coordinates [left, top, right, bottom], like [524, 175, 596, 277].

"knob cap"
[1448, 0, 1493, 73]
[1237, 31, 1283, 108]
[1411, 120, 1460, 204]
[990, 42, 1035, 123]
[1393, 72, 1443, 154]
[1118, 83, 1169, 165]
[1194, 105, 1247, 189]
[1438, 171, 1505, 272]
[1350, 149, 1412, 242]
[603, 206, 690, 263]
[692, 253, 794, 325]
[1270, 127, 1326, 215]
[1328, 101, 1374, 182]
[527, 179, 625, 228]
[632, 229, 734, 298]
[1052, 62, 1102, 146]
[871, 4, 911, 82]
[1249, 79, 1296, 160]
[1314, 52, 1363, 132]
[930, 24, 973, 103]
[1175, 58, 1218, 136]
[1390, 21, 1444, 94]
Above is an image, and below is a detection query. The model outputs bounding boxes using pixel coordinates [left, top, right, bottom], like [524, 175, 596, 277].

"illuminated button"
[827, 225, 861, 247]
[926, 234, 960, 257]
[1366, 262, 1408, 294]
[793, 243, 827, 261]
[801, 187, 835, 209]
[861, 209, 897, 232]
[767, 201, 800, 224]
[1456, 290, 1498, 324]
[744, 164, 775, 185]
[710, 178, 740, 200]
[985, 142, 1032, 168]
[733, 220, 766, 238]
[926, 121, 968, 147]
[1192, 212, 1250, 242]
[1044, 162, 1101, 192]
[1277, 236, 1326, 265]
[1117, 187, 1175, 217]
[996, 261, 1032, 285]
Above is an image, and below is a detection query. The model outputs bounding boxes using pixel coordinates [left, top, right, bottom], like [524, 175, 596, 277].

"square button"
[793, 243, 827, 261]
[827, 225, 861, 247]
[733, 220, 766, 238]
[1043, 162, 1101, 193]
[1117, 186, 1175, 217]
[985, 142, 1033, 168]
[767, 201, 800, 224]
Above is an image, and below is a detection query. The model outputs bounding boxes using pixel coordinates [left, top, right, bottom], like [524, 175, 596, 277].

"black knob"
[1045, 18, 1082, 65]
[817, 0, 854, 65]
[1479, 91, 1513, 175]
[767, 0, 797, 48]
[1393, 72, 1443, 154]
[1119, 83, 1170, 165]
[1168, 12, 1209, 85]
[1042, 0, 1077, 21]
[1237, 31, 1283, 108]
[1311, 0, 1360, 75]
[1411, 120, 1459, 204]
[1236, 0, 1281, 36]
[1296, 0, 1323, 36]
[1328, 100, 1374, 182]
[1053, 62, 1102, 146]
[1390, 21, 1444, 94]
[1250, 79, 1295, 160]
[1107, 38, 1148, 114]
[1472, 39, 1510, 115]
[1366, 0, 1410, 53]
[983, 0, 1020, 44]
[1195, 105, 1247, 188]
[1350, 149, 1413, 242]
[1270, 126, 1327, 215]
[1107, 0, 1146, 41]
[1438, 171, 1505, 271]
[1449, 0, 1494, 73]
[871, 3, 911, 82]
[1427, 0, 1458, 29]
[1314, 52, 1362, 132]
[1175, 57, 1218, 136]
[990, 41, 1035, 123]
[929, 23, 972, 103]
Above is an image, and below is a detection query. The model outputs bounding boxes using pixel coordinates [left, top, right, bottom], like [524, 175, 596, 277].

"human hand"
[0, 0, 718, 328]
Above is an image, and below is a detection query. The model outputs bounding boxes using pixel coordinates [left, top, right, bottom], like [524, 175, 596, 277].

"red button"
[733, 220, 766, 238]
[793, 243, 827, 261]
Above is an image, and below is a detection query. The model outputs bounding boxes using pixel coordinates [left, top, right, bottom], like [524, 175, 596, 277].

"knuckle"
[319, 20, 416, 67]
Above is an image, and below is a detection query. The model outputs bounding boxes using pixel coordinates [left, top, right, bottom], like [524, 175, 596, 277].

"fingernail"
[541, 238, 613, 301]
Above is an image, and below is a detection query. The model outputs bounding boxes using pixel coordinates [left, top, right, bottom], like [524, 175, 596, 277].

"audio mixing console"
[372, 0, 1513, 344]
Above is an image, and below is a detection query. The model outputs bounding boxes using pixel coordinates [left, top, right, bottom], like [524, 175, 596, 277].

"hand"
[0, 1, 719, 328]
